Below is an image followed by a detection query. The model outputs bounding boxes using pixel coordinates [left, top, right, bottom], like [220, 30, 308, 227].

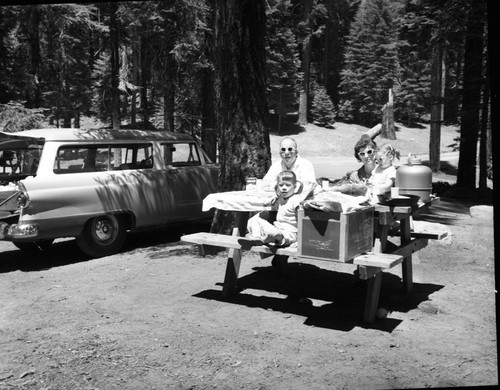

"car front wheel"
[76, 214, 127, 258]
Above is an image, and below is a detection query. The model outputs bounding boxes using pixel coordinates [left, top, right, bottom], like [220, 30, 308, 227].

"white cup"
[391, 187, 399, 198]
[246, 177, 257, 192]
[256, 179, 263, 192]
[322, 180, 329, 190]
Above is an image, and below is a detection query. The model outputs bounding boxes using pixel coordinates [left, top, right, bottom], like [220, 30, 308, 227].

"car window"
[53, 144, 153, 173]
[0, 147, 41, 176]
[116, 144, 153, 170]
[162, 142, 201, 167]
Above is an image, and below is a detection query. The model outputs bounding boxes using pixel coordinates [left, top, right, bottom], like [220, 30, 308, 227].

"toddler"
[242, 170, 302, 248]
[368, 143, 399, 195]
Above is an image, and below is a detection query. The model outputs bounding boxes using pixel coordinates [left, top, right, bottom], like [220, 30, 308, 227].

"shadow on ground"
[0, 221, 211, 274]
[413, 198, 489, 226]
[122, 221, 212, 252]
[395, 122, 427, 130]
[194, 261, 443, 333]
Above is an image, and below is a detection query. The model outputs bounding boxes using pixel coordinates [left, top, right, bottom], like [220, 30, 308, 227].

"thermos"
[396, 155, 432, 202]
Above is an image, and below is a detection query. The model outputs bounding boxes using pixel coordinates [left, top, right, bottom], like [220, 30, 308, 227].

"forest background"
[0, 0, 493, 204]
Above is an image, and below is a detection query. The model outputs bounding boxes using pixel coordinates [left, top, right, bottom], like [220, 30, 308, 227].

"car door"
[161, 141, 217, 220]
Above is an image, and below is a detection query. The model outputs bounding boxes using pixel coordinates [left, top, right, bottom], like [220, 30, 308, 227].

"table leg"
[359, 223, 390, 322]
[221, 212, 250, 297]
[373, 224, 390, 253]
[400, 217, 413, 294]
[363, 271, 383, 323]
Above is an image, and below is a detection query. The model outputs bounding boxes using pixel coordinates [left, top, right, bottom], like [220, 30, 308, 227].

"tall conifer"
[338, 0, 399, 126]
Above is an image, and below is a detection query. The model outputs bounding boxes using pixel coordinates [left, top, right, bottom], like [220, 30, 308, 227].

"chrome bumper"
[0, 222, 39, 239]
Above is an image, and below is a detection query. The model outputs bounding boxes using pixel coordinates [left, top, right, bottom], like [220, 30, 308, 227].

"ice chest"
[298, 206, 374, 262]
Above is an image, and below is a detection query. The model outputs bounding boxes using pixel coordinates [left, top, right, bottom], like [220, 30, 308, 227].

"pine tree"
[39, 3, 103, 127]
[338, 0, 399, 126]
[310, 82, 335, 128]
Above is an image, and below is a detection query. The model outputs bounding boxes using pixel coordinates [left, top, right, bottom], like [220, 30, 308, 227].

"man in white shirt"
[263, 138, 316, 197]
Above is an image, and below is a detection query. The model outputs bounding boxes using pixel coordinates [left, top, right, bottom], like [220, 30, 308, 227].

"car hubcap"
[93, 217, 116, 242]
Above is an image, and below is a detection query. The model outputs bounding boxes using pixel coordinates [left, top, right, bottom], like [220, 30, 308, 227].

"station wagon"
[0, 128, 219, 257]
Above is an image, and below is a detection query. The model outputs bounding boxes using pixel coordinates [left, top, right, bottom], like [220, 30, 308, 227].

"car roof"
[0, 128, 195, 142]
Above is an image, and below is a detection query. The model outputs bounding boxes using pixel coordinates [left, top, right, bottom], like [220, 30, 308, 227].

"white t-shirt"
[368, 165, 396, 189]
[273, 193, 302, 233]
[263, 155, 316, 188]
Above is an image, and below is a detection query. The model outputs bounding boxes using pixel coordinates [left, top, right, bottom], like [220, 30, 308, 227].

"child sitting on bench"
[242, 170, 302, 248]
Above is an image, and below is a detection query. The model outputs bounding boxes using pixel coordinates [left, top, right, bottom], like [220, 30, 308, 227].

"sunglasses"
[280, 147, 296, 152]
[376, 150, 389, 160]
[358, 149, 374, 157]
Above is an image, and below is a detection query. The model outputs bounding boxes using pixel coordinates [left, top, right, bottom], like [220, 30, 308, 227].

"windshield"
[0, 136, 44, 183]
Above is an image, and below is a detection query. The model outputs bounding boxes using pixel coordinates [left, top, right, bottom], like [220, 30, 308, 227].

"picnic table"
[181, 189, 445, 323]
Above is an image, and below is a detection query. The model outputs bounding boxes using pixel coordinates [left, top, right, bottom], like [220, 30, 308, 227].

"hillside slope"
[269, 122, 459, 159]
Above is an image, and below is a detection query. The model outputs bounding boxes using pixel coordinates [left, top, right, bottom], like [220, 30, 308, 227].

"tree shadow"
[395, 122, 427, 130]
[268, 113, 307, 136]
[413, 198, 485, 225]
[193, 261, 443, 333]
[122, 222, 212, 252]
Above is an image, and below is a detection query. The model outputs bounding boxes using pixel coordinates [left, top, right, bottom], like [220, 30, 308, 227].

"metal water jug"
[396, 155, 432, 202]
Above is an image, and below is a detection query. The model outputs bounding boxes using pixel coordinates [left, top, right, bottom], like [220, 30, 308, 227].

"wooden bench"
[181, 232, 403, 323]
[375, 217, 448, 299]
[389, 226, 448, 240]
[410, 230, 448, 240]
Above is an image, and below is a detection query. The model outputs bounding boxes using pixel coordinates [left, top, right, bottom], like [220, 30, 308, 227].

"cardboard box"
[297, 206, 374, 262]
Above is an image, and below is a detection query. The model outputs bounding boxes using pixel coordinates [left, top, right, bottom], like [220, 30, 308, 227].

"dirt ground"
[0, 198, 497, 390]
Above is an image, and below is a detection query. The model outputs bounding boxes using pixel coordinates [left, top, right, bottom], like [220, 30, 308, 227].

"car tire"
[76, 214, 127, 258]
[14, 239, 54, 254]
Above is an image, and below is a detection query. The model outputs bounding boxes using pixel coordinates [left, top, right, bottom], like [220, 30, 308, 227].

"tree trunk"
[201, 66, 217, 161]
[109, 2, 121, 130]
[140, 35, 150, 127]
[63, 112, 71, 128]
[381, 89, 395, 139]
[364, 123, 382, 140]
[163, 60, 176, 132]
[297, 0, 312, 126]
[429, 43, 444, 172]
[457, 2, 485, 188]
[478, 72, 489, 189]
[213, 0, 270, 235]
[130, 26, 140, 126]
[277, 88, 283, 134]
[323, 0, 340, 105]
[200, 4, 217, 161]
[28, 5, 41, 108]
[74, 112, 80, 128]
[87, 29, 95, 117]
[163, 1, 176, 133]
